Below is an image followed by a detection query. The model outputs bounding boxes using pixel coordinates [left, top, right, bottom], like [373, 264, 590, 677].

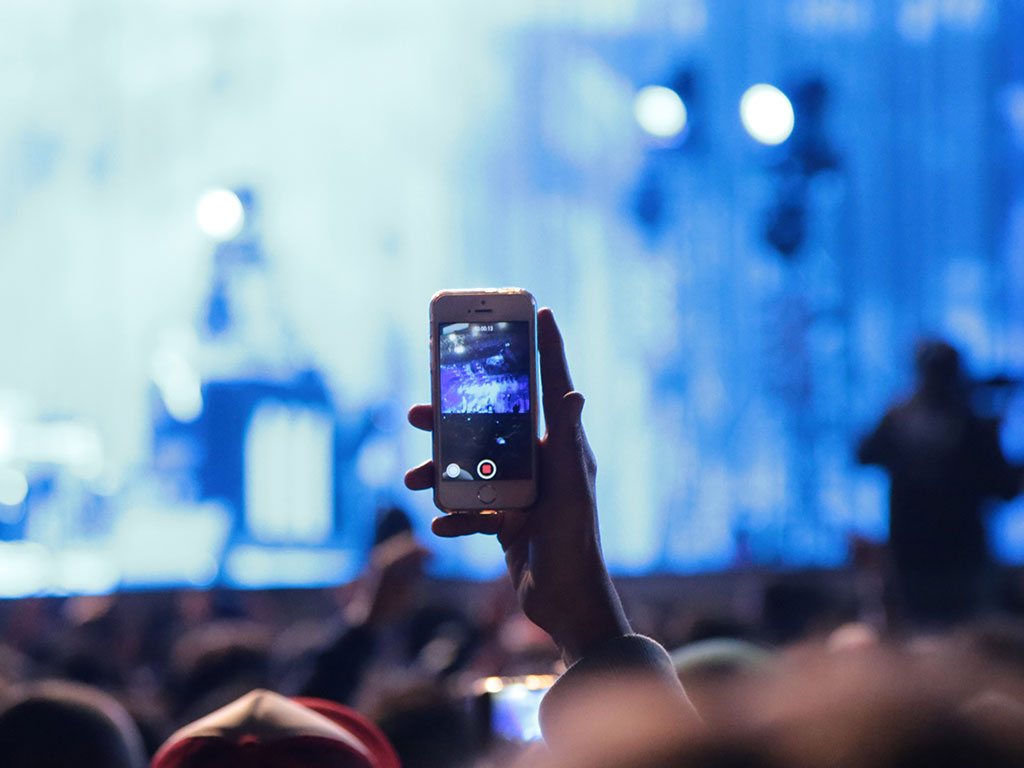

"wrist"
[552, 599, 631, 666]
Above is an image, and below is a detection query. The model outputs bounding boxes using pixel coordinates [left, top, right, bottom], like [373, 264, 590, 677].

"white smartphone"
[430, 289, 538, 511]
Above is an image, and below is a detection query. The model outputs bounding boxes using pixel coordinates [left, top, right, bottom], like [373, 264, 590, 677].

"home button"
[477, 485, 497, 505]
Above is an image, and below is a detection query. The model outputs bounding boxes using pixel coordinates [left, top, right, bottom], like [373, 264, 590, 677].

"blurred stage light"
[196, 189, 245, 240]
[31, 424, 105, 480]
[0, 541, 49, 597]
[55, 551, 119, 595]
[0, 467, 28, 506]
[151, 331, 204, 423]
[740, 84, 795, 145]
[225, 546, 355, 588]
[0, 422, 11, 462]
[634, 85, 688, 139]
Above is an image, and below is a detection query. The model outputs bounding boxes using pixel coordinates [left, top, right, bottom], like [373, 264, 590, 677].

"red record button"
[476, 459, 497, 479]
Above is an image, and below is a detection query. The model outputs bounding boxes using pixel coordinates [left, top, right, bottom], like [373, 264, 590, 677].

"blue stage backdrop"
[0, 0, 1023, 593]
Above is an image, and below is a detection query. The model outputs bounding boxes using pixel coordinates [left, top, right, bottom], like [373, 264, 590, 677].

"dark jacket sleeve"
[298, 623, 377, 704]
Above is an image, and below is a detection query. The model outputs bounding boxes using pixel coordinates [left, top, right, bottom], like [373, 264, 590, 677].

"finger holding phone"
[405, 293, 630, 665]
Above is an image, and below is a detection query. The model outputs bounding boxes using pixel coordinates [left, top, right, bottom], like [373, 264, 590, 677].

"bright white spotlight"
[634, 85, 688, 139]
[740, 84, 795, 145]
[196, 189, 244, 240]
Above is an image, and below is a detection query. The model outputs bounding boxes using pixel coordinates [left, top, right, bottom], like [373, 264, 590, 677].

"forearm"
[547, 569, 632, 667]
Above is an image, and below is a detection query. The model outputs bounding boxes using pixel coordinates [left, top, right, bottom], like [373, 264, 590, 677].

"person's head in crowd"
[683, 617, 762, 647]
[938, 617, 1024, 711]
[151, 688, 400, 768]
[747, 643, 1024, 768]
[671, 638, 775, 727]
[0, 680, 147, 768]
[53, 595, 135, 687]
[825, 622, 881, 653]
[954, 615, 1024, 672]
[0, 642, 31, 688]
[914, 339, 964, 404]
[167, 620, 272, 726]
[372, 684, 481, 768]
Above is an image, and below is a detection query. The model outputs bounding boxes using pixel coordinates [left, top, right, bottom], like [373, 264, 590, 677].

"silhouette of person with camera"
[858, 340, 1024, 627]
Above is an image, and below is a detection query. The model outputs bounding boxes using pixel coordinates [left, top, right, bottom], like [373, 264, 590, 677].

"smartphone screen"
[437, 321, 532, 482]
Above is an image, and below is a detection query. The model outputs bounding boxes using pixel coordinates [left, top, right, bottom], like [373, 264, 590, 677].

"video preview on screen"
[438, 322, 532, 481]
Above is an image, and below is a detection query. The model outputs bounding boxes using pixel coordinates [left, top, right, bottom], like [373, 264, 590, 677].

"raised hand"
[404, 308, 629, 664]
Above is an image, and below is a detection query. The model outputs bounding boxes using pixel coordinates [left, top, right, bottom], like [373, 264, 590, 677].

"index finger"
[407, 404, 433, 431]
[538, 307, 574, 428]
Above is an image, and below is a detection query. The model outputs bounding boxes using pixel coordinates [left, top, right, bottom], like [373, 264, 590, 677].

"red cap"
[151, 689, 400, 768]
